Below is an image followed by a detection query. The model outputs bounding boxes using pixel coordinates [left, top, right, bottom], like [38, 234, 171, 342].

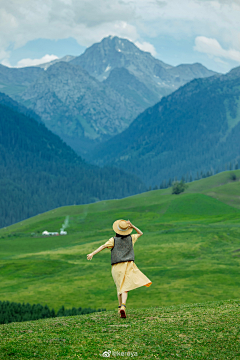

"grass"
[1, 171, 240, 359]
[0, 299, 239, 359]
[0, 171, 240, 313]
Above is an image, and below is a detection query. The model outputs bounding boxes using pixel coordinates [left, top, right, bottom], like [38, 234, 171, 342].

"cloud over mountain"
[1, 0, 240, 72]
[194, 37, 240, 63]
[16, 55, 59, 68]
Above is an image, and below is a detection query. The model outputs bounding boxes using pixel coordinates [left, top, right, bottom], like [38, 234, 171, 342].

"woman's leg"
[122, 291, 128, 305]
[118, 293, 122, 306]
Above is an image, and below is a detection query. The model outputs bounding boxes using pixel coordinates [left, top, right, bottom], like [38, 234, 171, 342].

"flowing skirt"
[111, 260, 152, 295]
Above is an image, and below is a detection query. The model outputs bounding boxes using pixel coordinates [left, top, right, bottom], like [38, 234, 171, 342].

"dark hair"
[115, 233, 130, 238]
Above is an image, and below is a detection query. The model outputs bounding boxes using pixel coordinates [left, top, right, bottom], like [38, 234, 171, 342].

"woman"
[87, 219, 152, 318]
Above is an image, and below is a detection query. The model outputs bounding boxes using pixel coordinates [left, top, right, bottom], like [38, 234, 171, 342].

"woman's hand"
[87, 253, 93, 261]
[87, 245, 105, 261]
[127, 220, 143, 236]
[126, 220, 133, 228]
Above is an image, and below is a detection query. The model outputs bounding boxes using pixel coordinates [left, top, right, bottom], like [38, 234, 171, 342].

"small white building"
[42, 231, 59, 236]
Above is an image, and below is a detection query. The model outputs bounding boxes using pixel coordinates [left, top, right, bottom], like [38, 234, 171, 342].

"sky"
[1, 0, 240, 73]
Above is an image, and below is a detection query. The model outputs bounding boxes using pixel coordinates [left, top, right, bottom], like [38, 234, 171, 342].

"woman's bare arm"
[126, 220, 143, 236]
[87, 244, 107, 261]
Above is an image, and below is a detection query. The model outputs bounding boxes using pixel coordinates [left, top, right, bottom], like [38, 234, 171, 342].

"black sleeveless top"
[111, 235, 135, 265]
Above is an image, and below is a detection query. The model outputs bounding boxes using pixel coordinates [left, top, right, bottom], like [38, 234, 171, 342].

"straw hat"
[113, 219, 133, 236]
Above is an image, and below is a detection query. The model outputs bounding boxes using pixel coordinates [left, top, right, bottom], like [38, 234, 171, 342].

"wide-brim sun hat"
[113, 219, 133, 236]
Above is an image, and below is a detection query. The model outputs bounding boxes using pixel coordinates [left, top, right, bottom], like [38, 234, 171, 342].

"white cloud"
[16, 54, 59, 68]
[1, 59, 13, 68]
[0, 48, 12, 67]
[135, 41, 157, 56]
[0, 0, 138, 56]
[132, 0, 240, 50]
[1, 0, 240, 68]
[194, 36, 240, 63]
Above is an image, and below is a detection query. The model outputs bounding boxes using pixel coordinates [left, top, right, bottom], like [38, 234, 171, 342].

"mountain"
[18, 61, 137, 154]
[0, 92, 42, 123]
[70, 36, 217, 98]
[0, 100, 145, 228]
[0, 36, 218, 156]
[36, 55, 76, 70]
[167, 63, 217, 83]
[103, 67, 159, 110]
[0, 64, 43, 97]
[87, 66, 240, 186]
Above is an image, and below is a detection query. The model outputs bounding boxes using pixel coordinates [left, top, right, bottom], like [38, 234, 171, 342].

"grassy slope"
[185, 170, 240, 208]
[0, 171, 240, 312]
[0, 299, 239, 359]
[0, 83, 27, 97]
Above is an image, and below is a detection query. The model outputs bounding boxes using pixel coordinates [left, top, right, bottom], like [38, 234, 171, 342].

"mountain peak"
[36, 55, 76, 70]
[101, 35, 135, 46]
[88, 35, 142, 58]
[226, 65, 240, 79]
[70, 35, 170, 82]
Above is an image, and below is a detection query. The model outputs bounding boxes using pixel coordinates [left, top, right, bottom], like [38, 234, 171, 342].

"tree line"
[0, 300, 106, 325]
[148, 160, 240, 191]
[0, 103, 145, 228]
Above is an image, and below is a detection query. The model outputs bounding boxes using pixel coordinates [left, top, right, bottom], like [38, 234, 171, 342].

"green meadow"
[1, 299, 239, 359]
[0, 170, 240, 313]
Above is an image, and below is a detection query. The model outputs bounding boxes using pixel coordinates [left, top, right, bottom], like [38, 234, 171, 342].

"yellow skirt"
[111, 260, 152, 295]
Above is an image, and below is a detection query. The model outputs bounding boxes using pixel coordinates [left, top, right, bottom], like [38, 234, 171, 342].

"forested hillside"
[0, 92, 42, 123]
[88, 66, 240, 186]
[0, 103, 145, 227]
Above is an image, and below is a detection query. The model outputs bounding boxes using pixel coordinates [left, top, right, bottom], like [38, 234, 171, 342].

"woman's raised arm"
[126, 220, 143, 237]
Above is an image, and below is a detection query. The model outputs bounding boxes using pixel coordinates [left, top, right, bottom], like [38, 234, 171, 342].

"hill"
[161, 169, 240, 209]
[0, 299, 239, 359]
[0, 171, 240, 312]
[0, 102, 145, 227]
[88, 66, 240, 186]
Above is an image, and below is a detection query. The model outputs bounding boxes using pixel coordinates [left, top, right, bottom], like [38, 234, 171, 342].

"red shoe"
[120, 304, 126, 318]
